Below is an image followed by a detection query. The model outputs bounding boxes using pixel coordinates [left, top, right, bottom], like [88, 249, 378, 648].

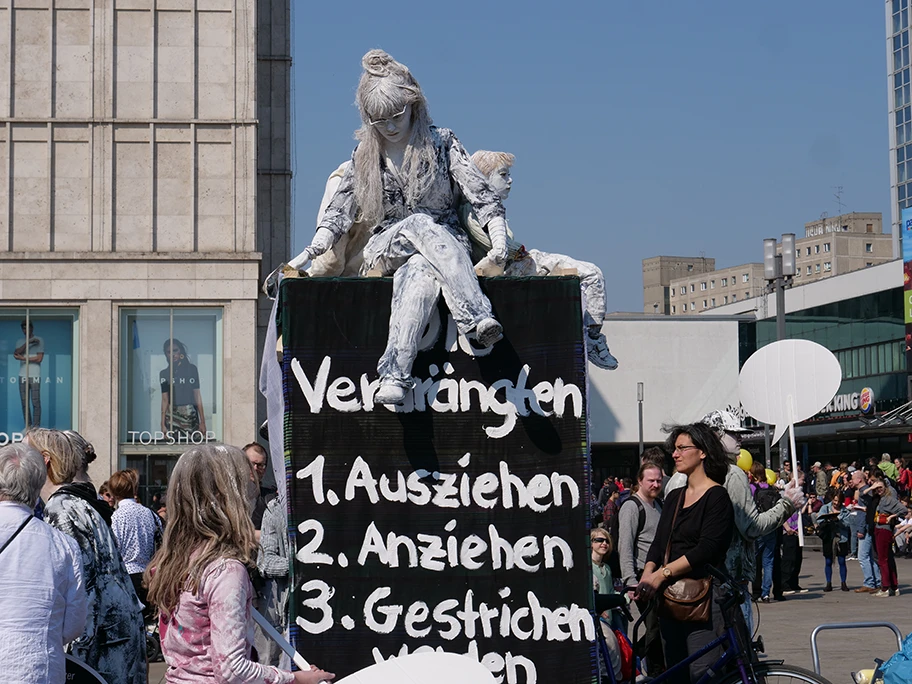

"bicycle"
[594, 565, 834, 684]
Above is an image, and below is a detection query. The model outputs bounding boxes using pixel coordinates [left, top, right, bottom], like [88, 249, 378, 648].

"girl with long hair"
[145, 444, 333, 683]
[288, 50, 509, 406]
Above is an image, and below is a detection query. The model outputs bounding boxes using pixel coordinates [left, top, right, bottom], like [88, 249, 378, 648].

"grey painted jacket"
[317, 127, 505, 248]
[667, 463, 796, 581]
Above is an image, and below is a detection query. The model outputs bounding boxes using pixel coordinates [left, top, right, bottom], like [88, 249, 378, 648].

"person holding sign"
[635, 423, 734, 684]
[145, 444, 334, 684]
[667, 410, 804, 633]
[286, 50, 508, 406]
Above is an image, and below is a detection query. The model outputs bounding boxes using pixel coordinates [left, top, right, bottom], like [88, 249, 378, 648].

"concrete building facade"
[668, 263, 765, 315]
[641, 255, 714, 314]
[887, 0, 910, 257]
[0, 0, 290, 498]
[653, 212, 892, 316]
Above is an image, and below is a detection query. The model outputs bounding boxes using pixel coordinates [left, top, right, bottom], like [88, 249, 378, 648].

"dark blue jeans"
[755, 531, 777, 597]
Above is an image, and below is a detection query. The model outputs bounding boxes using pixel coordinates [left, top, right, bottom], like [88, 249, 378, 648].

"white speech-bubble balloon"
[336, 652, 497, 684]
[738, 339, 842, 444]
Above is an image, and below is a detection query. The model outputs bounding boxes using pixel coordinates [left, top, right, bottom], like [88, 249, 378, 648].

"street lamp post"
[763, 234, 796, 467]
[637, 382, 644, 456]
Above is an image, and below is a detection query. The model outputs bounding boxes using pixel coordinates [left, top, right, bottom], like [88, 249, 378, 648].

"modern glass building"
[741, 279, 910, 464]
[889, 0, 911, 257]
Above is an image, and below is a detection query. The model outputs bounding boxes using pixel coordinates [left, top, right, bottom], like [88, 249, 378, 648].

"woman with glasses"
[287, 49, 509, 406]
[634, 423, 734, 684]
[26, 428, 147, 684]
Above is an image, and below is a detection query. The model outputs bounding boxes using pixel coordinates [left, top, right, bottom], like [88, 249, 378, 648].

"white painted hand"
[288, 248, 314, 271]
[783, 479, 806, 509]
[486, 216, 509, 264]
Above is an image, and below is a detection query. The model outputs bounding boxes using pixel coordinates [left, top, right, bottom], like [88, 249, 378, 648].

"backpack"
[753, 485, 780, 514]
[619, 495, 663, 538]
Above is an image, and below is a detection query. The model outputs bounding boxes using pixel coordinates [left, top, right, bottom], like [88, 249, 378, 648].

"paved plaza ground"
[148, 551, 912, 683]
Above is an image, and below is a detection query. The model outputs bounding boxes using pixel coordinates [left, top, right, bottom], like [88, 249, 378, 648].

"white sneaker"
[872, 589, 890, 597]
[475, 318, 503, 348]
[587, 334, 619, 370]
[375, 381, 407, 406]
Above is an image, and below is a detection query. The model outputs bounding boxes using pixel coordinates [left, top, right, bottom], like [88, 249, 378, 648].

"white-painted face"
[370, 104, 413, 144]
[720, 431, 741, 458]
[488, 165, 512, 200]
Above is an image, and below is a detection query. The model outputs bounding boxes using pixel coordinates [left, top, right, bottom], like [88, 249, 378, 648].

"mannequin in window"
[461, 151, 618, 370]
[160, 338, 207, 437]
[14, 320, 43, 426]
[287, 50, 508, 405]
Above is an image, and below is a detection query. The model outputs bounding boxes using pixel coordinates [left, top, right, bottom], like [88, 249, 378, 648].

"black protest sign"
[282, 277, 593, 684]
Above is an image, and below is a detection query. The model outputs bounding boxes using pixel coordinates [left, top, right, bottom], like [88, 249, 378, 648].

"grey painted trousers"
[363, 214, 494, 387]
[507, 249, 607, 329]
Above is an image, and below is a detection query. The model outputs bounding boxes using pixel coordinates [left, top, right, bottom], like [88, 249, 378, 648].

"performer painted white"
[288, 50, 509, 406]
[460, 151, 619, 370]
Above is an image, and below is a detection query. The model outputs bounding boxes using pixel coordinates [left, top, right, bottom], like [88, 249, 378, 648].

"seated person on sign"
[145, 444, 334, 684]
[459, 150, 618, 371]
[634, 423, 734, 684]
[285, 50, 509, 406]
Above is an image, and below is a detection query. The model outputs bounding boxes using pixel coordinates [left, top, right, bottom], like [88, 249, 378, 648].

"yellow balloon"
[737, 449, 753, 472]
[766, 468, 777, 486]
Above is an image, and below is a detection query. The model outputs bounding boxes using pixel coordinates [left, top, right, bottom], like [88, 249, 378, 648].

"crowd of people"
[590, 410, 912, 683]
[0, 432, 333, 684]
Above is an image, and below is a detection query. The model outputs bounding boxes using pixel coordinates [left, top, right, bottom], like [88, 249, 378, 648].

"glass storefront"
[119, 307, 223, 503]
[0, 308, 78, 441]
[119, 307, 223, 446]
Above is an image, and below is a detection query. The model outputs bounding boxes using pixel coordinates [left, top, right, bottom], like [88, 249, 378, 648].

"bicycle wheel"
[716, 662, 835, 684]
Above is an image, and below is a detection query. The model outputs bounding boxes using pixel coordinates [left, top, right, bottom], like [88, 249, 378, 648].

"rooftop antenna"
[833, 186, 845, 216]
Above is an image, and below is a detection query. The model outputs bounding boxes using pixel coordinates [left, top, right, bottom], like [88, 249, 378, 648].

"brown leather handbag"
[657, 489, 713, 623]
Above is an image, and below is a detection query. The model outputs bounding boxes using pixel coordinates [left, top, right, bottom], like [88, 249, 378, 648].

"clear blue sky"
[290, 1, 889, 313]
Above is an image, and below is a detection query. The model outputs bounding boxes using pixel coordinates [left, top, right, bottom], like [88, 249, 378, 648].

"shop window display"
[120, 308, 222, 446]
[0, 309, 78, 440]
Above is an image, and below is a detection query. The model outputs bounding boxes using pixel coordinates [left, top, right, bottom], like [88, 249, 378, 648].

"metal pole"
[637, 382, 644, 455]
[774, 254, 789, 464]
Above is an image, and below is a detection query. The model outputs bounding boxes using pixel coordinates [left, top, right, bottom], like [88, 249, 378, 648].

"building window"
[865, 243, 873, 253]
[815, 264, 821, 273]
[814, 244, 820, 254]
[671, 305, 676, 314]
[723, 296, 728, 304]
[711, 298, 716, 306]
[742, 273, 749, 283]
[745, 291, 749, 298]
[119, 308, 223, 447]
[722, 278, 728, 286]
[690, 284, 695, 293]
[681, 286, 686, 295]
[866, 262, 874, 267]
[701, 282, 707, 291]
[805, 247, 811, 256]
[690, 302, 695, 311]
[0, 309, 79, 437]
[824, 242, 830, 252]
[807, 266, 812, 275]
[702, 300, 707, 308]
[710, 280, 715, 289]
[732, 294, 737, 301]
[824, 262, 832, 272]
[866, 223, 874, 232]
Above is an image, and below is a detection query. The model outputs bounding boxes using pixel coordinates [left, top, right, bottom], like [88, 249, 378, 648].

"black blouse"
[645, 485, 734, 579]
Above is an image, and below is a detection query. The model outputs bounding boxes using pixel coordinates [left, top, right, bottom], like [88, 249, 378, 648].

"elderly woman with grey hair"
[0, 442, 87, 682]
[27, 428, 147, 684]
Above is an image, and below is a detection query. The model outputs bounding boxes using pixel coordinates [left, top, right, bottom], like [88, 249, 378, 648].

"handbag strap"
[0, 514, 33, 557]
[663, 488, 687, 566]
